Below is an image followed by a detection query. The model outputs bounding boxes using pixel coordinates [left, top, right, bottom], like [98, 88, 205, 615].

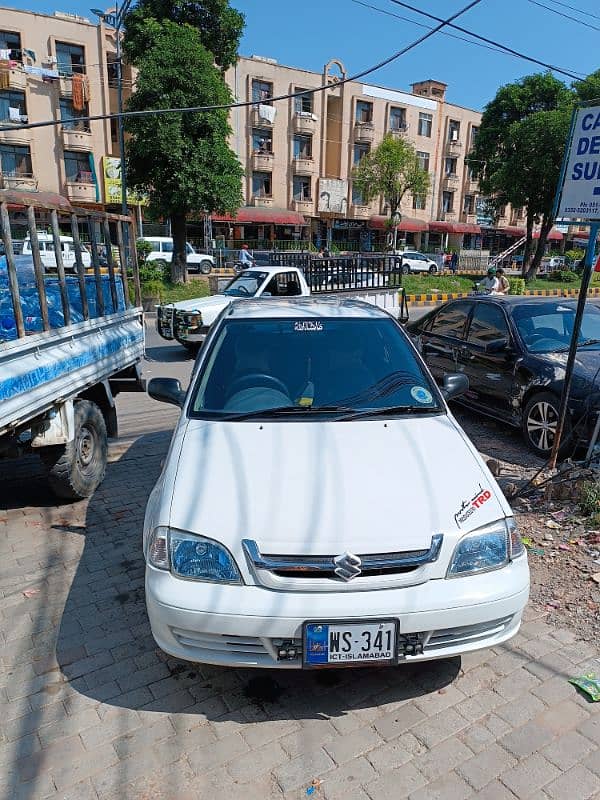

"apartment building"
[220, 56, 486, 251]
[0, 6, 132, 210]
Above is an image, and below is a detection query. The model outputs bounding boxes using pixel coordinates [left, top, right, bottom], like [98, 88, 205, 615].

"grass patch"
[141, 278, 211, 303]
[397, 275, 476, 294]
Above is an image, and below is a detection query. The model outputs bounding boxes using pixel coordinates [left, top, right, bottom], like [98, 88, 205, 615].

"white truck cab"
[22, 233, 92, 270]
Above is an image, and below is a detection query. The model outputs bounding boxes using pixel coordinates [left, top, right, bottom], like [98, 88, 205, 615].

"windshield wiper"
[578, 338, 600, 347]
[219, 404, 355, 421]
[338, 405, 441, 421]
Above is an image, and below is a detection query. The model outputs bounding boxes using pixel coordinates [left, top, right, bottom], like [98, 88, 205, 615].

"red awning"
[369, 215, 428, 232]
[429, 221, 481, 235]
[533, 228, 563, 241]
[212, 206, 307, 226]
[498, 226, 526, 237]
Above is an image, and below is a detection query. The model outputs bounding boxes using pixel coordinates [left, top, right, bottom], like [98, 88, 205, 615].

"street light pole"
[114, 2, 128, 218]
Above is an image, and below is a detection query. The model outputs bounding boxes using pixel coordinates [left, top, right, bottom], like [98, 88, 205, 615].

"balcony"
[292, 157, 314, 175]
[497, 214, 509, 226]
[462, 213, 478, 224]
[62, 127, 92, 152]
[0, 124, 30, 144]
[441, 210, 457, 223]
[354, 121, 375, 143]
[7, 68, 27, 91]
[251, 151, 274, 171]
[350, 203, 371, 219]
[466, 178, 479, 193]
[389, 124, 408, 139]
[292, 199, 313, 214]
[293, 113, 317, 134]
[0, 173, 38, 191]
[65, 179, 96, 203]
[251, 195, 274, 208]
[251, 106, 274, 127]
[446, 140, 462, 156]
[443, 173, 460, 189]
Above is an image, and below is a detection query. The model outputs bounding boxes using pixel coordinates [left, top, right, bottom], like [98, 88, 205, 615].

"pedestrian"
[482, 267, 499, 293]
[450, 251, 458, 274]
[496, 268, 510, 295]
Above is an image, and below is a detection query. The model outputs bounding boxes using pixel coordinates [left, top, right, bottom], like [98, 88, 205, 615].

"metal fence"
[266, 252, 399, 294]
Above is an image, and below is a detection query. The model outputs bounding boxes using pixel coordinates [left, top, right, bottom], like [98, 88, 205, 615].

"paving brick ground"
[0, 325, 599, 800]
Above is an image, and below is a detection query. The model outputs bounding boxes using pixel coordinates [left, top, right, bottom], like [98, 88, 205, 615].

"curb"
[403, 286, 600, 307]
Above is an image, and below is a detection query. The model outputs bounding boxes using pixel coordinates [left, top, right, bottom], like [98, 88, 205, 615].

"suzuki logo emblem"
[334, 551, 362, 582]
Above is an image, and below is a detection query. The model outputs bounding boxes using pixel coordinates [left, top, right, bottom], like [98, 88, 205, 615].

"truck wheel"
[199, 259, 213, 275]
[42, 400, 108, 501]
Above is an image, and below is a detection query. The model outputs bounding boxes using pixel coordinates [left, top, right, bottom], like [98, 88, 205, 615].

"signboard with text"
[557, 106, 600, 221]
[102, 157, 148, 206]
[318, 178, 348, 214]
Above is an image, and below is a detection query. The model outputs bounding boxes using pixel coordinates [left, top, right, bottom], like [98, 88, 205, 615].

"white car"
[141, 236, 214, 274]
[396, 250, 439, 275]
[144, 297, 529, 669]
[22, 233, 92, 270]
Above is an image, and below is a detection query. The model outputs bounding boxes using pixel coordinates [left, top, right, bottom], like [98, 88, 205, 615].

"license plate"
[303, 620, 398, 667]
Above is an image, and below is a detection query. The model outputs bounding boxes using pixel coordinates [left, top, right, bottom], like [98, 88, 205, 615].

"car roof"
[226, 296, 391, 320]
[446, 296, 580, 307]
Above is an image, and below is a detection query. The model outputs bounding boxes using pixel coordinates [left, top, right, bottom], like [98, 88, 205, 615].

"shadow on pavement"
[144, 343, 193, 363]
[55, 430, 461, 724]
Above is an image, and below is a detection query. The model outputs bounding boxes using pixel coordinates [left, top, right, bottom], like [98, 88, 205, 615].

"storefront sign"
[102, 156, 148, 206]
[556, 106, 600, 221]
[318, 178, 348, 214]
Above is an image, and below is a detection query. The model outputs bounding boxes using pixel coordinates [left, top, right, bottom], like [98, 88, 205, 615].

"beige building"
[0, 6, 131, 208]
[221, 56, 485, 251]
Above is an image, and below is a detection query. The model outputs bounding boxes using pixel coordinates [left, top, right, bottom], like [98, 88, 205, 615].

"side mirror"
[441, 373, 469, 401]
[484, 337, 509, 354]
[148, 377, 185, 408]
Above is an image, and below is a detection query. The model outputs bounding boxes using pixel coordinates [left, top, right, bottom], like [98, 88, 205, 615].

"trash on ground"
[569, 673, 600, 702]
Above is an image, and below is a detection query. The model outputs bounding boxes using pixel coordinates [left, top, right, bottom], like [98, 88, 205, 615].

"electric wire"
[0, 0, 485, 133]
[542, 0, 600, 22]
[385, 0, 583, 80]
[526, 0, 600, 32]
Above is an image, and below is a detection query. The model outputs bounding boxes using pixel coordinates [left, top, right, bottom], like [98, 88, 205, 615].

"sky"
[4, 0, 599, 110]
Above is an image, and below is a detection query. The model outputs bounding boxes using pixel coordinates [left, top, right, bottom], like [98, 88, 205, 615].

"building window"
[106, 55, 119, 85]
[0, 30, 22, 62]
[448, 120, 461, 142]
[470, 125, 478, 147]
[252, 79, 273, 105]
[463, 194, 475, 214]
[252, 128, 272, 153]
[0, 90, 26, 123]
[413, 193, 426, 210]
[60, 97, 90, 132]
[0, 143, 32, 176]
[355, 100, 373, 123]
[64, 150, 92, 183]
[293, 134, 312, 159]
[110, 118, 118, 144]
[389, 106, 406, 131]
[416, 151, 429, 172]
[252, 171, 272, 197]
[444, 157, 457, 176]
[442, 191, 454, 213]
[294, 87, 313, 114]
[56, 42, 85, 76]
[417, 112, 432, 137]
[293, 175, 311, 201]
[353, 143, 370, 165]
[352, 184, 365, 205]
[467, 166, 477, 182]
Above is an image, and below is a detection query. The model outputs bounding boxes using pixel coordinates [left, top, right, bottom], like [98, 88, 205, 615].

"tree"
[124, 20, 243, 283]
[468, 73, 572, 279]
[573, 69, 600, 104]
[124, 0, 244, 71]
[353, 134, 430, 245]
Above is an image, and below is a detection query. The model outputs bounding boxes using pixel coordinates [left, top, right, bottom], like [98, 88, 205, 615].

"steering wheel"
[227, 373, 289, 399]
[236, 285, 251, 296]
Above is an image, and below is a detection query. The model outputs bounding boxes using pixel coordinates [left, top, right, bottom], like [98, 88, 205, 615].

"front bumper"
[145, 557, 529, 668]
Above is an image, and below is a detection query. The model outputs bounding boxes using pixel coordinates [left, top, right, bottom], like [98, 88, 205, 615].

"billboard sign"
[102, 156, 147, 206]
[556, 106, 600, 221]
[318, 178, 348, 214]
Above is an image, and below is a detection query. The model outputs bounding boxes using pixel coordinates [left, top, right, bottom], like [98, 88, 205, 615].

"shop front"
[428, 220, 481, 252]
[368, 214, 428, 251]
[211, 207, 308, 250]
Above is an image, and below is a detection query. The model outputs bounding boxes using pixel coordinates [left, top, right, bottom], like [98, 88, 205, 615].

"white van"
[22, 234, 92, 271]
[142, 236, 214, 274]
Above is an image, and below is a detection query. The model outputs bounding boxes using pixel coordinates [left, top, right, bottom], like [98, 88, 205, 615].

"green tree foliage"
[124, 0, 244, 70]
[573, 69, 600, 104]
[468, 73, 572, 279]
[124, 20, 243, 283]
[353, 134, 430, 237]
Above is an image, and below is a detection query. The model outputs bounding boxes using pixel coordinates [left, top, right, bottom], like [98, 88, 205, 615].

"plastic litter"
[23, 589, 40, 598]
[569, 673, 600, 701]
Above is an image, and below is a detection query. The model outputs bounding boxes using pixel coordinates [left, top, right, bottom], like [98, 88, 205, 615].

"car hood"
[541, 348, 600, 385]
[167, 414, 508, 556]
[164, 294, 232, 314]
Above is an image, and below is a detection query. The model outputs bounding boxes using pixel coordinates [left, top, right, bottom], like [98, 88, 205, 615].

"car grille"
[170, 628, 303, 666]
[422, 615, 515, 654]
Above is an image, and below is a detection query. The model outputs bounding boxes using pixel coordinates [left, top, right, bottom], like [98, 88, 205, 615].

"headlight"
[447, 518, 524, 578]
[146, 527, 242, 584]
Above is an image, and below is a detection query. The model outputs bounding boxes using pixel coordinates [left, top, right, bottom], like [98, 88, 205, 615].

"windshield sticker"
[454, 483, 493, 527]
[294, 321, 323, 332]
[411, 386, 433, 404]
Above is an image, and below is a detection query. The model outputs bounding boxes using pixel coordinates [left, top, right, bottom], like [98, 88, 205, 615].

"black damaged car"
[407, 296, 600, 457]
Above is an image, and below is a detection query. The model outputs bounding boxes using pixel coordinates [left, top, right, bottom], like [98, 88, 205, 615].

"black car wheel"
[402, 264, 410, 275]
[522, 391, 572, 457]
[428, 265, 438, 275]
[199, 259, 213, 275]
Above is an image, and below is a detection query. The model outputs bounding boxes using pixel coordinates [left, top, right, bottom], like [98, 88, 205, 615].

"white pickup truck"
[156, 266, 310, 351]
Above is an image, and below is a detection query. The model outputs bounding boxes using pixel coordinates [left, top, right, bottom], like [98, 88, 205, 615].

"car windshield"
[189, 317, 442, 419]
[222, 271, 268, 297]
[513, 302, 600, 353]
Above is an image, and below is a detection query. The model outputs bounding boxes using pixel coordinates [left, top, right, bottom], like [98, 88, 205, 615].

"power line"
[0, 0, 484, 133]
[526, 0, 600, 33]
[385, 0, 583, 80]
[543, 0, 600, 22]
